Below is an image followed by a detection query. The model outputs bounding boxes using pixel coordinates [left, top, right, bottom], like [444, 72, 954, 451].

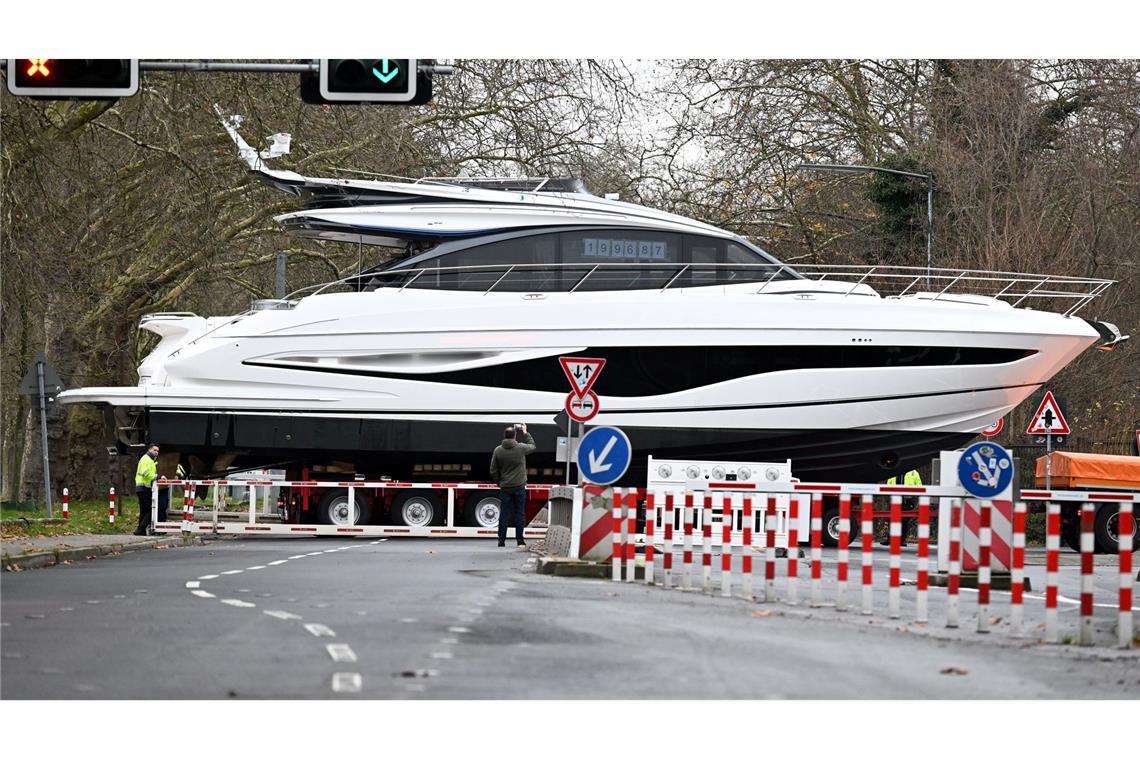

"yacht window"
[561, 230, 681, 291]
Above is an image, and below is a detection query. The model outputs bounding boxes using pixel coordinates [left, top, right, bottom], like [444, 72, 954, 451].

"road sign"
[578, 426, 632, 486]
[565, 390, 600, 423]
[18, 354, 64, 397]
[980, 418, 1004, 437]
[957, 442, 1014, 499]
[559, 356, 606, 399]
[1026, 391, 1070, 435]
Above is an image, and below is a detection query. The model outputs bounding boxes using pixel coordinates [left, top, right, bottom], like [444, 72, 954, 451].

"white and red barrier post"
[742, 496, 754, 597]
[1010, 502, 1027, 637]
[611, 488, 623, 582]
[682, 491, 694, 591]
[187, 485, 197, 532]
[915, 497, 930, 624]
[62, 487, 69, 520]
[810, 494, 823, 608]
[947, 499, 962, 628]
[888, 495, 902, 619]
[861, 496, 874, 615]
[1119, 503, 1134, 649]
[108, 487, 116, 525]
[701, 494, 713, 592]
[977, 501, 992, 633]
[662, 493, 674, 589]
[764, 496, 777, 602]
[644, 492, 656, 586]
[786, 495, 800, 605]
[181, 484, 190, 532]
[836, 495, 850, 611]
[1079, 503, 1094, 645]
[1044, 501, 1061, 642]
[721, 495, 733, 597]
[625, 490, 637, 583]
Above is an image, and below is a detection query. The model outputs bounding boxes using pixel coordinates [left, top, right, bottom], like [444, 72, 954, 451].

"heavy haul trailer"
[1031, 451, 1140, 553]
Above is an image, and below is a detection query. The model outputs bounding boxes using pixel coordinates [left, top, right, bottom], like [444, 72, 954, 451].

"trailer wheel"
[318, 489, 371, 526]
[1061, 515, 1081, 552]
[393, 491, 441, 528]
[463, 495, 501, 529]
[821, 505, 860, 547]
[1094, 503, 1138, 554]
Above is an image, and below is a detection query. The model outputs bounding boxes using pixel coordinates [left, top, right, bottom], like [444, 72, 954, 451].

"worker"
[882, 469, 922, 547]
[490, 423, 536, 548]
[133, 443, 160, 535]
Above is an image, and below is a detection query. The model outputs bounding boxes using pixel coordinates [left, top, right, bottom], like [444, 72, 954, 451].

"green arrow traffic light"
[372, 59, 399, 84]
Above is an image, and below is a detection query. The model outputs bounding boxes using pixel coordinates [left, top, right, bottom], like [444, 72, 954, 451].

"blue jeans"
[498, 487, 527, 544]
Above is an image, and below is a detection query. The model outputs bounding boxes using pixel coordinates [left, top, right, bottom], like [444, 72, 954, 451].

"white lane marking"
[221, 599, 256, 608]
[221, 570, 243, 575]
[448, 626, 471, 634]
[288, 555, 307, 560]
[198, 574, 219, 580]
[305, 623, 336, 637]
[192, 590, 215, 598]
[323, 549, 339, 554]
[246, 565, 267, 571]
[264, 610, 302, 620]
[327, 644, 357, 663]
[113, 594, 127, 599]
[269, 560, 288, 566]
[306, 552, 323, 557]
[1057, 593, 1139, 611]
[430, 651, 454, 659]
[440, 637, 459, 645]
[185, 581, 200, 589]
[85, 600, 100, 605]
[331, 673, 362, 693]
[399, 617, 418, 624]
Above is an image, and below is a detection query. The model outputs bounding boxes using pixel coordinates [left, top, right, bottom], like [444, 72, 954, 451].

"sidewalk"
[1, 532, 203, 571]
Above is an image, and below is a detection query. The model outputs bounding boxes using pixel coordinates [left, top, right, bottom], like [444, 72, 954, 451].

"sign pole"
[36, 359, 53, 518]
[1045, 432, 1052, 490]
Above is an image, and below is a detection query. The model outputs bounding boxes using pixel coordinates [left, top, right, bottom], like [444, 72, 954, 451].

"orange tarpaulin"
[1035, 451, 1140, 490]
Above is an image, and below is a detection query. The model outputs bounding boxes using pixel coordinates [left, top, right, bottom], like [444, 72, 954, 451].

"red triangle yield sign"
[559, 356, 606, 399]
[1026, 391, 1071, 435]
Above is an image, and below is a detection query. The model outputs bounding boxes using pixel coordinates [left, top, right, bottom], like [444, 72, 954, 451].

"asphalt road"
[1, 537, 1137, 699]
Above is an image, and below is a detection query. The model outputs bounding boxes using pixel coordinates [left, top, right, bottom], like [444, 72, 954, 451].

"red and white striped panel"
[960, 499, 1013, 572]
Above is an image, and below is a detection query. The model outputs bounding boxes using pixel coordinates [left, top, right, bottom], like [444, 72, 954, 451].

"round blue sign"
[578, 426, 632, 486]
[957, 442, 1014, 499]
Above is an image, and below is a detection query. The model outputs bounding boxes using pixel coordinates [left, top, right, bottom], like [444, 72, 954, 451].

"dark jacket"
[490, 433, 536, 489]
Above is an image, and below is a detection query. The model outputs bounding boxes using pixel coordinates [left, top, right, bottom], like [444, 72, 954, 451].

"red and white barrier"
[644, 492, 656, 586]
[720, 496, 732, 598]
[611, 491, 623, 582]
[1010, 502, 1027, 636]
[701, 494, 713, 591]
[888, 495, 902, 619]
[662, 493, 674, 589]
[1119, 503, 1134, 649]
[625, 490, 637, 583]
[810, 494, 822, 608]
[977, 501, 992, 634]
[836, 495, 851, 611]
[764, 496, 777, 602]
[915, 497, 930, 623]
[1079, 503, 1094, 646]
[108, 487, 116, 525]
[946, 499, 963, 629]
[786, 495, 800, 605]
[741, 496, 754, 597]
[682, 492, 694, 591]
[62, 487, 69, 520]
[861, 496, 874, 615]
[1044, 502, 1061, 642]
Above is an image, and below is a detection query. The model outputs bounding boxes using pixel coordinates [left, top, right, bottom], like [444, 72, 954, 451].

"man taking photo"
[490, 423, 536, 548]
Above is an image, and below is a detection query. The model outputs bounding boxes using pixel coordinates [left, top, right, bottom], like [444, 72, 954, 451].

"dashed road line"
[269, 560, 289, 566]
[305, 623, 336, 637]
[246, 565, 267, 571]
[331, 672, 362, 693]
[192, 590, 215, 598]
[221, 599, 256, 608]
[326, 644, 357, 663]
[264, 610, 303, 621]
[448, 626, 471, 634]
[185, 581, 200, 589]
[198, 574, 219, 580]
[221, 569, 243, 575]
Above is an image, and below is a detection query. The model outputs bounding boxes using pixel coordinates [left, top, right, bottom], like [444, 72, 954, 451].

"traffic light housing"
[5, 59, 139, 99]
[302, 59, 433, 105]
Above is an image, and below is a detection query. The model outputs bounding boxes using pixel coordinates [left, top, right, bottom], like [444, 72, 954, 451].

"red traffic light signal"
[6, 59, 139, 98]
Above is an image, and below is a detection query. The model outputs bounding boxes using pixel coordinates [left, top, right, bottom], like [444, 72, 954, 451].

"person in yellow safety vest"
[133, 443, 161, 535]
[883, 469, 922, 547]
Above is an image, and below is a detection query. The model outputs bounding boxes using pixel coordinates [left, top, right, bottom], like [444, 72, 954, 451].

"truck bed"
[1034, 451, 1140, 490]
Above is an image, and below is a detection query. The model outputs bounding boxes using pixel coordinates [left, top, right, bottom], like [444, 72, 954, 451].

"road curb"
[536, 556, 613, 578]
[2, 535, 205, 572]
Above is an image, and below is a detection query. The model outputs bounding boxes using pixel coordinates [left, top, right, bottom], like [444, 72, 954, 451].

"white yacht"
[59, 121, 1125, 483]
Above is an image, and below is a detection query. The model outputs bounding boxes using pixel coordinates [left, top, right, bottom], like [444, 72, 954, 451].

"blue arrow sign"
[578, 426, 632, 486]
[372, 59, 399, 84]
[957, 442, 1014, 499]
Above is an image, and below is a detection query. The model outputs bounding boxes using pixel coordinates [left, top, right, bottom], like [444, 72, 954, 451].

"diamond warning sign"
[559, 356, 605, 399]
[1026, 391, 1071, 435]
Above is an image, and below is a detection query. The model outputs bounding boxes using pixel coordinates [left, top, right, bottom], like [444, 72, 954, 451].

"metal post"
[36, 361, 53, 518]
[926, 176, 934, 285]
[1045, 433, 1053, 489]
[275, 252, 287, 299]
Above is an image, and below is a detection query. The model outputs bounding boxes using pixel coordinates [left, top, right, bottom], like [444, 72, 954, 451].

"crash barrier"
[609, 481, 1136, 649]
[62, 487, 69, 520]
[108, 487, 116, 525]
[145, 478, 549, 539]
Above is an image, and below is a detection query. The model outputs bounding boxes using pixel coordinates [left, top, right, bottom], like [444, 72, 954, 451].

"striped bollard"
[662, 493, 674, 589]
[720, 496, 733, 597]
[62, 488, 69, 520]
[701, 495, 713, 592]
[1044, 502, 1061, 642]
[888, 495, 902, 619]
[977, 501, 992, 633]
[836, 496, 851, 611]
[181, 485, 190, 532]
[1079, 503, 1095, 646]
[786, 495, 800, 605]
[861, 496, 874, 615]
[644, 492, 656, 586]
[1010, 502, 1027, 637]
[741, 496, 754, 598]
[915, 497, 930, 624]
[809, 495, 823, 607]
[1119, 503, 1134, 649]
[611, 489, 623, 582]
[947, 499, 963, 628]
[764, 496, 777, 602]
[108, 487, 116, 525]
[625, 491, 637, 583]
[682, 492, 694, 591]
[188, 486, 197, 532]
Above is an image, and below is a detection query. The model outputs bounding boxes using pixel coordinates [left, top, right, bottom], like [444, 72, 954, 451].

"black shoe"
[133, 530, 146, 536]
[517, 541, 527, 547]
[497, 541, 505, 547]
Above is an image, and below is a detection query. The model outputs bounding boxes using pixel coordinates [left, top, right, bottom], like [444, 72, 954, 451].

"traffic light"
[302, 59, 432, 105]
[5, 59, 139, 98]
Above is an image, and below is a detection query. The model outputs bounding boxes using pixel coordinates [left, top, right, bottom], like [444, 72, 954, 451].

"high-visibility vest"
[887, 470, 922, 486]
[135, 455, 157, 488]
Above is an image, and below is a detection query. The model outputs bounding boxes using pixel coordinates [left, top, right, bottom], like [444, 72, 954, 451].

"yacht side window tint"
[561, 230, 681, 290]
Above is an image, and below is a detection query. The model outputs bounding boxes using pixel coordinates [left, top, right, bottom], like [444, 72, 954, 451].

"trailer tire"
[1061, 514, 1081, 552]
[463, 494, 500, 529]
[821, 505, 860, 547]
[318, 489, 371, 526]
[393, 491, 441, 528]
[1094, 503, 1137, 554]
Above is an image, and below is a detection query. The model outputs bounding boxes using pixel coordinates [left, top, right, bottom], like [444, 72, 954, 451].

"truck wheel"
[1094, 503, 1138, 554]
[393, 491, 441, 528]
[318, 489, 371, 526]
[463, 495, 500, 529]
[1061, 515, 1082, 552]
[821, 506, 860, 547]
